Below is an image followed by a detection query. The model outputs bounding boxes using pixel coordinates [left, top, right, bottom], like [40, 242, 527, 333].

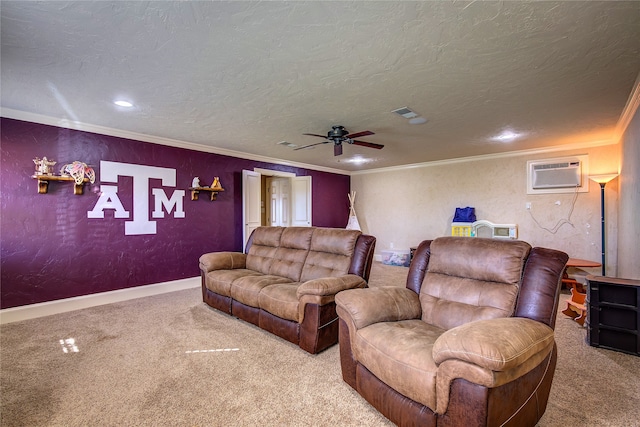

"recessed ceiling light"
[339, 156, 372, 165]
[491, 130, 523, 142]
[409, 117, 428, 125]
[114, 100, 133, 107]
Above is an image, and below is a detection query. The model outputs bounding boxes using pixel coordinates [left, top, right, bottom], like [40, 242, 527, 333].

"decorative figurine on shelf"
[33, 156, 56, 176]
[192, 177, 201, 188]
[211, 177, 222, 190]
[60, 161, 96, 185]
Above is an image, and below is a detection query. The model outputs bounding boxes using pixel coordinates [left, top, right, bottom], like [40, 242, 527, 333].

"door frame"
[243, 168, 312, 250]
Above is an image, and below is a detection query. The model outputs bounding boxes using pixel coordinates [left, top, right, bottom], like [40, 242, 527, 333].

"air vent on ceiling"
[277, 141, 297, 148]
[391, 107, 418, 119]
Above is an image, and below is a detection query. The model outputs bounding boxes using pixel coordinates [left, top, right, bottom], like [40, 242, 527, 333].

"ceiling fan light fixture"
[298, 126, 382, 156]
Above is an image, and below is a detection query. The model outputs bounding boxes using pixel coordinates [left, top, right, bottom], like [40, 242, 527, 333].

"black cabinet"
[587, 275, 640, 356]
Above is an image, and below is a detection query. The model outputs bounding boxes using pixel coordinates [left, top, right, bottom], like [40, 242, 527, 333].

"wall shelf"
[188, 186, 224, 201]
[32, 175, 89, 195]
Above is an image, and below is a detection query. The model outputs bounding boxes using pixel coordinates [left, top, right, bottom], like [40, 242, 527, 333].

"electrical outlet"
[390, 242, 394, 249]
[526, 202, 531, 210]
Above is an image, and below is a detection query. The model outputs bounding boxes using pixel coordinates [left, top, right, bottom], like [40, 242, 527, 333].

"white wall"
[617, 105, 640, 279]
[352, 144, 619, 275]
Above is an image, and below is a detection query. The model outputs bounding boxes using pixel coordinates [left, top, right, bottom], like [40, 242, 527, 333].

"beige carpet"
[1, 263, 639, 426]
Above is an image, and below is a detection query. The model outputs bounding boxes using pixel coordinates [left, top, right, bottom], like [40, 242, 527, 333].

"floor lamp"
[589, 174, 618, 276]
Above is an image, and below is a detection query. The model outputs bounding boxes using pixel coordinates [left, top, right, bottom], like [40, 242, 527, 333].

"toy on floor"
[562, 281, 587, 326]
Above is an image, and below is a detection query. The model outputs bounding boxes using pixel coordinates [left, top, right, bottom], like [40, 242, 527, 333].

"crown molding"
[0, 108, 350, 176]
[615, 71, 640, 141]
[351, 138, 615, 176]
[2, 107, 621, 178]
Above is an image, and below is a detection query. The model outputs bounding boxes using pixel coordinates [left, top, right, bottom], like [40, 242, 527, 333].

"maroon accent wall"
[0, 118, 350, 309]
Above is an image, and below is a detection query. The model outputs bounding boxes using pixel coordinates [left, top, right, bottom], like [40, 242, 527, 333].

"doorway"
[266, 176, 290, 227]
[242, 169, 312, 250]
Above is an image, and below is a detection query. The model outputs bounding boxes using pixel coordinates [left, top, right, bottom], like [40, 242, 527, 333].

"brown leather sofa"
[336, 236, 568, 427]
[199, 226, 376, 354]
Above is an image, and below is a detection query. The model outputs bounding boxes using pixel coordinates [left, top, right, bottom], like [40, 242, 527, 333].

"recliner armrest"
[432, 317, 555, 415]
[335, 287, 422, 330]
[432, 317, 554, 371]
[199, 252, 247, 273]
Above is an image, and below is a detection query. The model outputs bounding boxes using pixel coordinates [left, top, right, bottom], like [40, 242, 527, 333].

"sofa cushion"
[246, 227, 284, 274]
[420, 237, 531, 330]
[230, 274, 293, 308]
[205, 269, 261, 297]
[269, 227, 314, 281]
[355, 319, 444, 411]
[258, 282, 301, 322]
[300, 228, 361, 282]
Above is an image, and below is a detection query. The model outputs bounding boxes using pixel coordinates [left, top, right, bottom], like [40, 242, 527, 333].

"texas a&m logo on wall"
[87, 161, 185, 235]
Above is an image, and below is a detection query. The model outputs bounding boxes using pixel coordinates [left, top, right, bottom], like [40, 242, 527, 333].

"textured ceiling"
[2, 1, 640, 172]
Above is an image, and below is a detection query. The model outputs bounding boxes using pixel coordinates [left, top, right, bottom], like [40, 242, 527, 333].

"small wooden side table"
[563, 258, 601, 291]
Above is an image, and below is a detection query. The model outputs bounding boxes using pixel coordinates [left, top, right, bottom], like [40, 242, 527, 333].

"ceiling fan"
[294, 125, 384, 156]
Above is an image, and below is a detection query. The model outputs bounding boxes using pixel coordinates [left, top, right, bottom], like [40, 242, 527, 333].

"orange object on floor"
[562, 283, 587, 326]
[561, 258, 600, 325]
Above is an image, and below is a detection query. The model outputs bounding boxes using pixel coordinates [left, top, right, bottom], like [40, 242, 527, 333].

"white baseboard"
[0, 277, 201, 325]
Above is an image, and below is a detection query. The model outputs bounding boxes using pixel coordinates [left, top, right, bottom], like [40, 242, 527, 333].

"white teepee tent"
[346, 191, 361, 230]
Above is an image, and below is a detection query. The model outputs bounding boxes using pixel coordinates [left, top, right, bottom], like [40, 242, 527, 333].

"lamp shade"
[589, 174, 618, 184]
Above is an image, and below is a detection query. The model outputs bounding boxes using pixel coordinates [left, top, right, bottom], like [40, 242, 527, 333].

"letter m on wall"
[152, 188, 185, 218]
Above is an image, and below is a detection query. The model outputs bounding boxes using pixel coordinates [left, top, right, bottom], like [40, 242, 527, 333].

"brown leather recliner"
[336, 237, 568, 427]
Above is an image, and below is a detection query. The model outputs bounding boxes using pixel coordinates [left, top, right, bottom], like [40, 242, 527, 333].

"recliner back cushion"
[300, 228, 361, 282]
[246, 227, 284, 275]
[420, 237, 531, 330]
[269, 227, 314, 281]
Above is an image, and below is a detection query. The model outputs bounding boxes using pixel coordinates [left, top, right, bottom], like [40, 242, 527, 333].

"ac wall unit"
[527, 155, 589, 194]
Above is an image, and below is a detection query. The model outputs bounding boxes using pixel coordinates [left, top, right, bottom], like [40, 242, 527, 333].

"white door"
[242, 169, 261, 251]
[269, 177, 290, 226]
[291, 176, 312, 226]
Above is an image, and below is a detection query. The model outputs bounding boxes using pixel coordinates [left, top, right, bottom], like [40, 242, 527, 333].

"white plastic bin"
[380, 249, 411, 267]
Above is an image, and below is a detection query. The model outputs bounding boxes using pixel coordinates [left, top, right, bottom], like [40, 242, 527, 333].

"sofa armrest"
[199, 252, 247, 273]
[297, 274, 367, 299]
[297, 275, 368, 323]
[335, 287, 422, 330]
[432, 317, 554, 372]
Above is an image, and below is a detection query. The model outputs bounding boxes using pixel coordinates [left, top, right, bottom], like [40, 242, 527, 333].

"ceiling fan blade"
[351, 140, 384, 149]
[334, 144, 343, 156]
[294, 141, 328, 150]
[346, 130, 374, 139]
[302, 133, 329, 139]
